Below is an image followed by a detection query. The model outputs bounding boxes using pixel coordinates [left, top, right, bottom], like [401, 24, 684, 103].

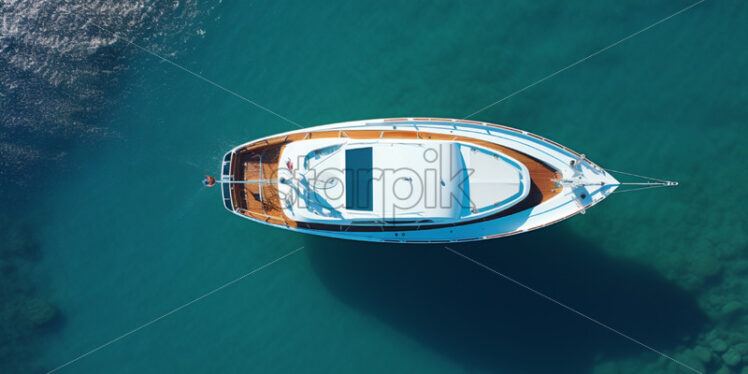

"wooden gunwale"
[232, 128, 562, 232]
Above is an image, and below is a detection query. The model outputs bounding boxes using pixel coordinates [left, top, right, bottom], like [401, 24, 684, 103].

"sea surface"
[1, 1, 747, 373]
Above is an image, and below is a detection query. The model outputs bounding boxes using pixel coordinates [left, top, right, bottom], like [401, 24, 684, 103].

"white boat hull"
[221, 118, 619, 243]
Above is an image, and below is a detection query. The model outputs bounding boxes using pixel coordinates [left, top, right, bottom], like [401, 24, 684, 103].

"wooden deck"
[230, 140, 296, 227]
[230, 129, 561, 231]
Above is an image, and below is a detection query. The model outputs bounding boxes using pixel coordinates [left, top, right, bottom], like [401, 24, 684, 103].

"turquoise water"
[2, 0, 747, 373]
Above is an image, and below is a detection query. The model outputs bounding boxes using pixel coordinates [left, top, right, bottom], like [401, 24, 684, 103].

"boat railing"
[368, 119, 584, 160]
[220, 151, 234, 211]
[236, 207, 291, 226]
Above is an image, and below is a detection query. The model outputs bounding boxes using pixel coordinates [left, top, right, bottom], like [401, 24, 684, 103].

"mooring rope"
[444, 246, 703, 374]
[612, 184, 673, 194]
[47, 246, 305, 373]
[605, 168, 678, 194]
[605, 168, 670, 183]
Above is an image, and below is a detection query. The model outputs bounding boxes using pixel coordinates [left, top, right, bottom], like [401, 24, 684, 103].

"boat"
[214, 118, 628, 243]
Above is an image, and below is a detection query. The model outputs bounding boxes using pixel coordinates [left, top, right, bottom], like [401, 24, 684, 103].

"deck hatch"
[345, 147, 373, 211]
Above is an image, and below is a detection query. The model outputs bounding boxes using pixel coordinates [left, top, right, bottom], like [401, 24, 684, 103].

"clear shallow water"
[2, 0, 747, 373]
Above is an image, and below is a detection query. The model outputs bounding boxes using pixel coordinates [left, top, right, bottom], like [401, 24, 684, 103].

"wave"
[0, 0, 209, 191]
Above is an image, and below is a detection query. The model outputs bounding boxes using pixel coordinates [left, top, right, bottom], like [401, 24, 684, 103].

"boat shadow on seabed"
[306, 225, 707, 374]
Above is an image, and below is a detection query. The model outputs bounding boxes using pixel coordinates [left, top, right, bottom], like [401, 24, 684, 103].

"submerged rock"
[721, 301, 744, 318]
[675, 356, 705, 374]
[715, 365, 731, 374]
[692, 345, 713, 363]
[736, 342, 748, 356]
[0, 217, 62, 372]
[22, 298, 59, 328]
[712, 338, 729, 353]
[692, 255, 723, 281]
[722, 347, 742, 367]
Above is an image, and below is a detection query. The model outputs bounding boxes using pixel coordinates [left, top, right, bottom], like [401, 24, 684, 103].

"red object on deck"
[286, 159, 294, 172]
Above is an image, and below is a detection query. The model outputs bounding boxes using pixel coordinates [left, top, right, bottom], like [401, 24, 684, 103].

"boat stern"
[220, 150, 234, 211]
